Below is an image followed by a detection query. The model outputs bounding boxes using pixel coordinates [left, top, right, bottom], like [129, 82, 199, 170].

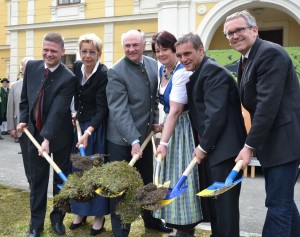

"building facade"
[0, 0, 300, 81]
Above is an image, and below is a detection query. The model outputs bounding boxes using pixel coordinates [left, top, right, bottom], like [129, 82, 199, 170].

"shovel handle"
[224, 160, 243, 186]
[75, 120, 86, 156]
[128, 131, 155, 167]
[182, 157, 198, 176]
[23, 128, 68, 182]
[154, 154, 162, 186]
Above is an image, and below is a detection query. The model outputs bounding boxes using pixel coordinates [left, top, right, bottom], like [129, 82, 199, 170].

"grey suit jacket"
[106, 56, 159, 146]
[238, 38, 300, 167]
[7, 80, 23, 137]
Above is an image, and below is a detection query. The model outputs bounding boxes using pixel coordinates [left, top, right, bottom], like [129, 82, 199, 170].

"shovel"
[95, 131, 155, 198]
[23, 128, 68, 186]
[75, 120, 86, 156]
[153, 137, 170, 188]
[159, 157, 198, 205]
[70, 120, 105, 171]
[197, 160, 244, 197]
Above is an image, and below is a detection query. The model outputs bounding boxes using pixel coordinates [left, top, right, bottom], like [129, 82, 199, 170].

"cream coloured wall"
[18, 0, 28, 25]
[85, 0, 106, 19]
[115, 0, 133, 17]
[34, 0, 52, 23]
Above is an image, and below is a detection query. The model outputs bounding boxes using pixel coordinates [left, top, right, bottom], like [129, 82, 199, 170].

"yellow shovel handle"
[23, 128, 62, 175]
[128, 131, 155, 167]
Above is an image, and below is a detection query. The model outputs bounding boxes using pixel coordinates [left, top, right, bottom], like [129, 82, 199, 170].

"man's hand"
[152, 123, 163, 134]
[39, 138, 50, 156]
[9, 130, 17, 139]
[235, 146, 253, 169]
[16, 122, 27, 132]
[193, 146, 206, 164]
[131, 143, 142, 158]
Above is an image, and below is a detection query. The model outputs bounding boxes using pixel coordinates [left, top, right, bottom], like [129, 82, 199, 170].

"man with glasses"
[224, 10, 300, 237]
[175, 32, 247, 237]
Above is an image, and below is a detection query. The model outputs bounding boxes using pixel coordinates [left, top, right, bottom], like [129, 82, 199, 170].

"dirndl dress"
[154, 111, 203, 225]
[70, 120, 109, 216]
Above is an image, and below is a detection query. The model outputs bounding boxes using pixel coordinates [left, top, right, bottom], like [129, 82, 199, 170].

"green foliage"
[206, 47, 300, 81]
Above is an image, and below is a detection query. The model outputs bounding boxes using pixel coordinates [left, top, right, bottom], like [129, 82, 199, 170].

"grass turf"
[0, 185, 212, 237]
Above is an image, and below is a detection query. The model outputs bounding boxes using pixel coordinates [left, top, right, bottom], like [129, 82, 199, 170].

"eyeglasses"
[224, 26, 252, 39]
[80, 50, 98, 56]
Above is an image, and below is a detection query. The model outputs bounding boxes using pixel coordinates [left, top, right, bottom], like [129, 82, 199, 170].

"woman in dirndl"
[152, 31, 203, 237]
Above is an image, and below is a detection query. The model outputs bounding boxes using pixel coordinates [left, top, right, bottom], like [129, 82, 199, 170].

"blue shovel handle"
[78, 144, 86, 156]
[225, 160, 243, 186]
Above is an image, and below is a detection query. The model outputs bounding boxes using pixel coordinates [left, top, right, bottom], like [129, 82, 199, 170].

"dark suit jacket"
[73, 60, 108, 129]
[187, 56, 247, 167]
[20, 60, 76, 152]
[238, 38, 300, 167]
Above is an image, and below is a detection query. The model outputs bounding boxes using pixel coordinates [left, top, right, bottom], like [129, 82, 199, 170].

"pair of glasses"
[224, 26, 252, 39]
[80, 50, 98, 56]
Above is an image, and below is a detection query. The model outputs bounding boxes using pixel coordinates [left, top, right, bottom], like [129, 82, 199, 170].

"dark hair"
[43, 32, 64, 49]
[151, 31, 177, 53]
[175, 32, 203, 50]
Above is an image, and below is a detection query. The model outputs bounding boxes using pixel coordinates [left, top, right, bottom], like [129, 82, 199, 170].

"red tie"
[36, 68, 50, 131]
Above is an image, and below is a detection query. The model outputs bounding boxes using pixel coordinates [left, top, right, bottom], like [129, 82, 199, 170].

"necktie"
[241, 57, 248, 72]
[36, 68, 50, 131]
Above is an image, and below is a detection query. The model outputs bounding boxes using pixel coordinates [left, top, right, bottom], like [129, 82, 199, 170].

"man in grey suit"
[224, 10, 300, 237]
[7, 57, 33, 188]
[106, 29, 172, 237]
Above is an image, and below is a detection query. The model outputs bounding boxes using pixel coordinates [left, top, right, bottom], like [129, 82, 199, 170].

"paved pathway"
[0, 135, 299, 236]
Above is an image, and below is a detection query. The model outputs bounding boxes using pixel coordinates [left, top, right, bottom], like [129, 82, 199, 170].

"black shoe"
[51, 222, 66, 235]
[70, 216, 87, 230]
[90, 217, 105, 236]
[145, 221, 173, 233]
[1, 131, 7, 135]
[169, 229, 195, 237]
[27, 229, 42, 237]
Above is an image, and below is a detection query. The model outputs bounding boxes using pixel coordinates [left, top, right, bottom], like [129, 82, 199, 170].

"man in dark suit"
[106, 29, 172, 237]
[175, 32, 247, 237]
[224, 10, 300, 237]
[17, 32, 76, 237]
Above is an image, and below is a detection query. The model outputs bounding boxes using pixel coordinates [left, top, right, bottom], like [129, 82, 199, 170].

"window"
[61, 54, 76, 70]
[58, 0, 80, 5]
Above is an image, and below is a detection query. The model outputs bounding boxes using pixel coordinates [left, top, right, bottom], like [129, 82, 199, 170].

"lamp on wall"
[252, 8, 265, 15]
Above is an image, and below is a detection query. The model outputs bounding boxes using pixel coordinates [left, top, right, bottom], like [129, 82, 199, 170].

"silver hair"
[224, 10, 257, 33]
[121, 30, 145, 46]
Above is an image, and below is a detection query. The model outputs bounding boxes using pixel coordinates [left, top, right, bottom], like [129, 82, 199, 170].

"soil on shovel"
[136, 183, 168, 211]
[70, 153, 105, 170]
[54, 161, 169, 224]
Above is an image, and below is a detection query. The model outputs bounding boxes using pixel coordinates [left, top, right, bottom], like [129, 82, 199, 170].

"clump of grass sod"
[70, 153, 106, 171]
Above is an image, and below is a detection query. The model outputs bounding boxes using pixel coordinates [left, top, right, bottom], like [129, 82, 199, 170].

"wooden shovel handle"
[182, 157, 198, 176]
[154, 154, 162, 186]
[128, 131, 155, 167]
[75, 120, 83, 139]
[23, 128, 67, 182]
